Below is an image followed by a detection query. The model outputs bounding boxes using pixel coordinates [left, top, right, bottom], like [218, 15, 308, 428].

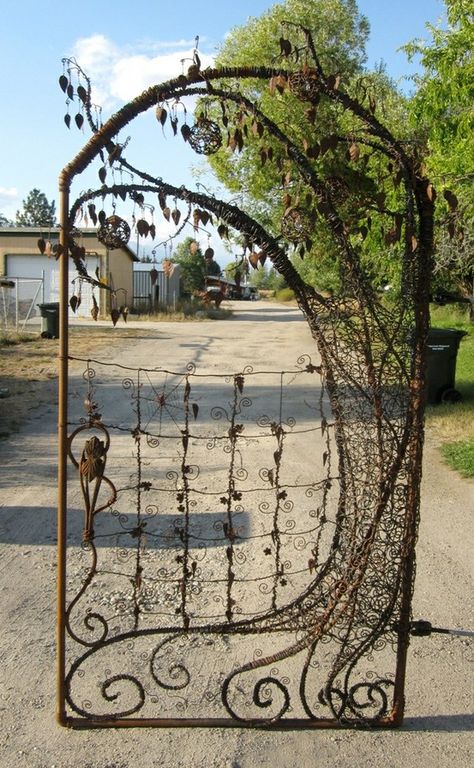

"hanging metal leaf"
[181, 124, 192, 142]
[91, 295, 99, 321]
[249, 252, 260, 269]
[136, 219, 150, 237]
[443, 189, 458, 212]
[320, 134, 338, 155]
[349, 142, 360, 162]
[59, 75, 69, 93]
[98, 166, 107, 183]
[70, 295, 78, 313]
[67, 84, 74, 100]
[75, 113, 84, 130]
[204, 247, 214, 259]
[98, 210, 107, 226]
[155, 106, 167, 126]
[326, 74, 341, 90]
[149, 224, 156, 240]
[111, 308, 120, 326]
[37, 238, 46, 254]
[171, 208, 181, 226]
[162, 207, 171, 222]
[77, 84, 87, 104]
[150, 267, 158, 285]
[163, 260, 174, 277]
[217, 223, 229, 240]
[426, 184, 437, 203]
[279, 37, 292, 57]
[64, 114, 71, 129]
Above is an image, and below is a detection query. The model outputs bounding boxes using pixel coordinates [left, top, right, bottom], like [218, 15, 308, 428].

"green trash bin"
[425, 328, 467, 405]
[38, 302, 60, 339]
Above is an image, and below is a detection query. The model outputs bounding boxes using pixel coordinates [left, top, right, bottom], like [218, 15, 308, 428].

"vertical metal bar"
[15, 278, 19, 331]
[56, 173, 70, 725]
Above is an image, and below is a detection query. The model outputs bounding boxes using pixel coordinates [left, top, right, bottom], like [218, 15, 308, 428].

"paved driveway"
[0, 302, 472, 767]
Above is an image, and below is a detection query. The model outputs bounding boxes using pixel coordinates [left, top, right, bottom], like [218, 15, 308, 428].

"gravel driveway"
[0, 302, 472, 767]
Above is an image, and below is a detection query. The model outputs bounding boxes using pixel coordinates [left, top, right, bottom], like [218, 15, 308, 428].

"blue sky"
[0, 0, 444, 254]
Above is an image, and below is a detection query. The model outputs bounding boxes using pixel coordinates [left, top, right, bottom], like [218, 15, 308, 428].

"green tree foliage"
[405, 1, 473, 210]
[0, 213, 13, 227]
[170, 237, 206, 294]
[249, 264, 287, 293]
[204, 0, 411, 293]
[404, 1, 474, 307]
[15, 188, 57, 227]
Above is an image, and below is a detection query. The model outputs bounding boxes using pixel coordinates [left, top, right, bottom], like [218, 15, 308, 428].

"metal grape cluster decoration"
[55, 26, 441, 728]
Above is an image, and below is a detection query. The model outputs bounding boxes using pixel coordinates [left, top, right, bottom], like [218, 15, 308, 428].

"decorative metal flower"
[188, 118, 222, 155]
[97, 214, 131, 249]
[289, 70, 321, 101]
[281, 207, 314, 242]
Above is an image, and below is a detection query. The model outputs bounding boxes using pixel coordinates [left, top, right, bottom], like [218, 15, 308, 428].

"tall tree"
[206, 0, 409, 293]
[16, 188, 57, 227]
[0, 213, 13, 227]
[405, 0, 473, 210]
[404, 0, 474, 309]
[170, 237, 206, 295]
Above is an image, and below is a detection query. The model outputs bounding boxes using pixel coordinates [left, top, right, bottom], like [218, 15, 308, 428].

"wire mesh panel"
[0, 277, 43, 332]
[59, 345, 414, 726]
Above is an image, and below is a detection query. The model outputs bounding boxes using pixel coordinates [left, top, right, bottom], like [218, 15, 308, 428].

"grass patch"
[274, 287, 296, 302]
[0, 331, 37, 348]
[441, 440, 474, 478]
[426, 306, 474, 475]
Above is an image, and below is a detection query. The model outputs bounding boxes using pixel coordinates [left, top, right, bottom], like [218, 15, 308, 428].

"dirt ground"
[0, 326, 143, 438]
[0, 303, 472, 768]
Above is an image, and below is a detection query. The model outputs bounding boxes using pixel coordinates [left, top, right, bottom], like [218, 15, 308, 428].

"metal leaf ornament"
[97, 215, 131, 249]
[281, 207, 314, 243]
[188, 118, 222, 155]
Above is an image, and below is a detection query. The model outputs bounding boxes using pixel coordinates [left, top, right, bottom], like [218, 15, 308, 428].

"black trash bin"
[38, 302, 60, 339]
[425, 328, 467, 404]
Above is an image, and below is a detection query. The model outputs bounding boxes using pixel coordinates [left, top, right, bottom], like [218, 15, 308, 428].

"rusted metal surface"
[56, 30, 434, 728]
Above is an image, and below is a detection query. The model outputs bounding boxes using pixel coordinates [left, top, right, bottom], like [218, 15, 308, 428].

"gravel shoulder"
[0, 303, 472, 768]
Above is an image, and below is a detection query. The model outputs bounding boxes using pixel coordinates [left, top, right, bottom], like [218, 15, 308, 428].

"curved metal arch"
[57, 34, 435, 728]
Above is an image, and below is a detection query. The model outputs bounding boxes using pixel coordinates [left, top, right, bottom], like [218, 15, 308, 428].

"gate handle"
[409, 619, 474, 639]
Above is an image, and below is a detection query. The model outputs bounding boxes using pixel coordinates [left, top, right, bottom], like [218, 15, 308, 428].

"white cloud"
[0, 187, 19, 218]
[71, 35, 215, 108]
[0, 186, 18, 202]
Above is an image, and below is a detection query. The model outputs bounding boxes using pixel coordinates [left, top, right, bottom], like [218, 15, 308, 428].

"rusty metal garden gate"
[55, 29, 435, 728]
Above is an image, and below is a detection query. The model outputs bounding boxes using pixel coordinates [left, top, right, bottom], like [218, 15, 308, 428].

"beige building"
[0, 227, 138, 321]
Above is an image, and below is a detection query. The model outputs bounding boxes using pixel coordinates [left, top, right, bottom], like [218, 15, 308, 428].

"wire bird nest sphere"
[97, 215, 131, 249]
[289, 70, 321, 101]
[281, 207, 314, 242]
[188, 119, 222, 155]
